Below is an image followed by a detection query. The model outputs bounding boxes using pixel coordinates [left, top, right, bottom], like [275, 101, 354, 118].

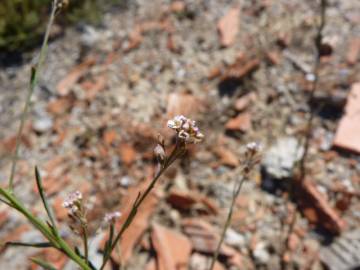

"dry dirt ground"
[0, 0, 359, 269]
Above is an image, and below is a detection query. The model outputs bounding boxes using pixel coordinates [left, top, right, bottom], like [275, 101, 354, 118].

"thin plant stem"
[280, 209, 297, 270]
[0, 188, 59, 246]
[83, 226, 89, 265]
[283, 2, 327, 269]
[100, 142, 185, 270]
[8, 0, 57, 190]
[35, 166, 57, 231]
[299, 0, 327, 180]
[209, 175, 246, 270]
[56, 236, 92, 270]
[100, 168, 165, 269]
[0, 187, 92, 270]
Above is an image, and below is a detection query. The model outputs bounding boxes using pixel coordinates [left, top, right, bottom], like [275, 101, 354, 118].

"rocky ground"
[0, 0, 359, 269]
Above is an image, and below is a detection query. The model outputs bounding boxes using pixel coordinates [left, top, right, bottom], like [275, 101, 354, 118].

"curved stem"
[299, 0, 327, 180]
[208, 176, 246, 270]
[56, 237, 92, 270]
[0, 188, 59, 247]
[0, 188, 91, 270]
[8, 0, 57, 190]
[100, 143, 184, 269]
[83, 225, 89, 265]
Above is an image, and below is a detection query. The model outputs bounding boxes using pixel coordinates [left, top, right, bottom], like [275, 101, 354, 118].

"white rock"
[225, 228, 246, 248]
[33, 115, 53, 133]
[253, 242, 270, 264]
[262, 137, 304, 179]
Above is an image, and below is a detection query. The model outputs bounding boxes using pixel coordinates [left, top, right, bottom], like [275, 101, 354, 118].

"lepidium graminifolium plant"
[1, 113, 204, 269]
[209, 142, 261, 270]
[99, 115, 204, 269]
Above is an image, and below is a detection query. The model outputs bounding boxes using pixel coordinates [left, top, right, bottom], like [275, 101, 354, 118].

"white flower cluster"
[246, 142, 261, 152]
[104, 211, 122, 224]
[62, 191, 83, 215]
[167, 115, 204, 144]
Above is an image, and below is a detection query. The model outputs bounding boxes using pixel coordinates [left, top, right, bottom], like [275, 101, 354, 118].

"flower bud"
[157, 133, 165, 146]
[154, 144, 166, 161]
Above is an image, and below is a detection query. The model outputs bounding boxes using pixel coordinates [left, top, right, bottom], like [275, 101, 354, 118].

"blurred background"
[0, 0, 359, 269]
[0, 0, 126, 52]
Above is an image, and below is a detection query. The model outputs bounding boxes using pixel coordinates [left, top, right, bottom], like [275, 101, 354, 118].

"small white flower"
[167, 115, 204, 144]
[62, 202, 68, 208]
[174, 115, 187, 122]
[246, 142, 261, 152]
[63, 191, 83, 209]
[167, 119, 179, 129]
[69, 205, 79, 215]
[104, 211, 122, 224]
[182, 121, 190, 131]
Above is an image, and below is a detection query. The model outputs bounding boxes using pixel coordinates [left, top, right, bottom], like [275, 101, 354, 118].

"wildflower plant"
[209, 142, 261, 270]
[3, 114, 203, 268]
[1, 115, 202, 269]
[0, 0, 205, 268]
[3, 96, 203, 269]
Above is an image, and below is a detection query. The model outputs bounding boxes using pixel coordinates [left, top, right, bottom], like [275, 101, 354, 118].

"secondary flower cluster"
[62, 191, 88, 235]
[63, 191, 122, 228]
[246, 142, 261, 153]
[62, 191, 83, 216]
[167, 115, 204, 144]
[244, 141, 262, 173]
[103, 211, 122, 225]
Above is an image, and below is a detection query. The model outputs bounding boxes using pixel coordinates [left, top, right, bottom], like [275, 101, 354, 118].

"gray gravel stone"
[253, 241, 270, 264]
[262, 137, 304, 180]
[33, 114, 53, 133]
[320, 230, 360, 270]
[225, 228, 246, 248]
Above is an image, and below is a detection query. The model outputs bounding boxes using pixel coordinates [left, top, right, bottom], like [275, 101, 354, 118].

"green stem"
[0, 188, 59, 247]
[0, 188, 91, 270]
[99, 168, 164, 270]
[299, 0, 327, 180]
[56, 237, 92, 270]
[100, 143, 184, 269]
[83, 226, 89, 265]
[103, 224, 115, 261]
[209, 175, 246, 270]
[2, 2, 93, 269]
[8, 0, 57, 190]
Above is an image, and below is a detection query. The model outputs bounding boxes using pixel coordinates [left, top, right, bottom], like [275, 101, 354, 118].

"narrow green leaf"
[30, 257, 57, 270]
[35, 166, 57, 230]
[30, 66, 36, 84]
[46, 221, 59, 238]
[6, 241, 52, 248]
[0, 188, 59, 247]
